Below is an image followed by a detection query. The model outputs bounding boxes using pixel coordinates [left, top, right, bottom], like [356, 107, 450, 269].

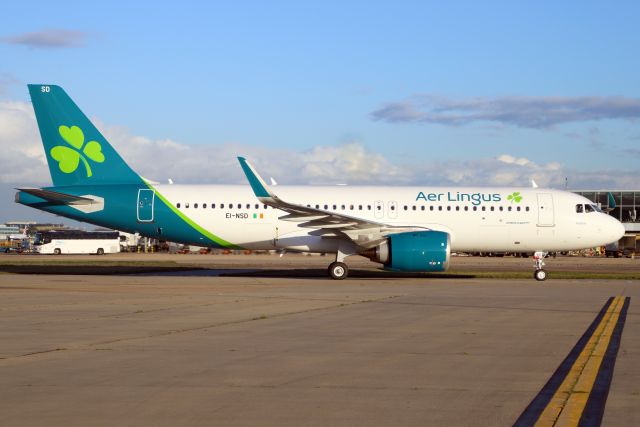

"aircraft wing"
[237, 157, 427, 248]
[16, 188, 94, 205]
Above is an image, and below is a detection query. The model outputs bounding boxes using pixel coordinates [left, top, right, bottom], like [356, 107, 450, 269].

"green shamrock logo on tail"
[51, 125, 105, 177]
[507, 191, 522, 203]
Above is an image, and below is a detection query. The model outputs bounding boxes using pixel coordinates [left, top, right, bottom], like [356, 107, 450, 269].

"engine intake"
[363, 230, 450, 272]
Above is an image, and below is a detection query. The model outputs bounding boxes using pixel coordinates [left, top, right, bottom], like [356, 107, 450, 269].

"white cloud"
[1, 29, 89, 49]
[0, 99, 636, 193]
[0, 101, 50, 185]
[372, 94, 640, 128]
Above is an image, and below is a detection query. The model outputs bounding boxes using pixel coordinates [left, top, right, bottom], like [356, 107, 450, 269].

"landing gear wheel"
[53, 248, 61, 255]
[328, 262, 348, 280]
[96, 248, 104, 255]
[534, 269, 547, 281]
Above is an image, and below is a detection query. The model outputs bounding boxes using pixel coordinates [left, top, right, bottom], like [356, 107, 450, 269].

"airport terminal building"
[574, 190, 640, 254]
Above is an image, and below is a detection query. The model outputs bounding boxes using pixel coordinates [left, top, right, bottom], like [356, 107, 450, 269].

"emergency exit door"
[537, 193, 554, 226]
[137, 189, 155, 222]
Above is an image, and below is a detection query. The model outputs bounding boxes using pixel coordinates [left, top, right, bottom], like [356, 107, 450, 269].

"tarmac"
[0, 254, 639, 426]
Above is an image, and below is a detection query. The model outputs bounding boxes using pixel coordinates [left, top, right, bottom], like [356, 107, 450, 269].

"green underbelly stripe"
[144, 181, 242, 249]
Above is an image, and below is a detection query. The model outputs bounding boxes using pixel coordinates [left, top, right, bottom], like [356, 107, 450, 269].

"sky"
[1, 0, 639, 224]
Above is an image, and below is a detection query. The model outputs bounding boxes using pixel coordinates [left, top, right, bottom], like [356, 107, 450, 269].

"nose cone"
[604, 216, 625, 245]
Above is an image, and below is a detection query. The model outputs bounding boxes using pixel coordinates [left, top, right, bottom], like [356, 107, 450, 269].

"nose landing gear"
[533, 251, 548, 281]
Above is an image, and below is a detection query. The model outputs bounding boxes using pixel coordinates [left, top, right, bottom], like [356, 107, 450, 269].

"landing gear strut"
[533, 251, 548, 281]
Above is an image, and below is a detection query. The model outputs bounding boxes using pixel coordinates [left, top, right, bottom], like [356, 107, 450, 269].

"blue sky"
[1, 0, 639, 222]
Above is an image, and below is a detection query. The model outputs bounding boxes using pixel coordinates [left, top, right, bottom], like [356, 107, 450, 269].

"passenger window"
[473, 206, 477, 211]
[342, 204, 346, 210]
[421, 206, 425, 211]
[403, 206, 408, 211]
[333, 204, 337, 210]
[212, 203, 216, 209]
[447, 206, 451, 211]
[390, 205, 395, 211]
[255, 204, 259, 209]
[367, 205, 372, 210]
[438, 206, 443, 211]
[349, 205, 354, 210]
[455, 206, 460, 211]
[430, 206, 434, 211]
[177, 203, 181, 208]
[194, 203, 198, 208]
[376, 205, 381, 210]
[481, 206, 485, 211]
[186, 203, 190, 208]
[464, 206, 469, 211]
[203, 203, 207, 208]
[499, 206, 503, 211]
[490, 206, 494, 211]
[220, 203, 224, 209]
[246, 204, 250, 209]
[324, 204, 328, 210]
[508, 206, 512, 212]
[525, 206, 529, 212]
[516, 206, 521, 211]
[359, 205, 363, 210]
[237, 203, 241, 209]
[576, 204, 584, 213]
[229, 204, 233, 209]
[264, 204, 268, 209]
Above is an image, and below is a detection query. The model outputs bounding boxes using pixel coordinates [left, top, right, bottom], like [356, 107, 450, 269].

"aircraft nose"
[605, 216, 625, 244]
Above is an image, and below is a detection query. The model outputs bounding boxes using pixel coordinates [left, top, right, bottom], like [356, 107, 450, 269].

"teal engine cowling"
[364, 231, 450, 272]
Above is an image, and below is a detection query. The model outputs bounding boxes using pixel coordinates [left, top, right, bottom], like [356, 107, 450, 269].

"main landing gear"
[328, 262, 349, 280]
[533, 251, 548, 281]
[328, 244, 356, 280]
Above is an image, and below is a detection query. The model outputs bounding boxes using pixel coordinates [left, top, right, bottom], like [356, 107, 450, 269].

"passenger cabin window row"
[174, 202, 531, 213]
[176, 202, 268, 209]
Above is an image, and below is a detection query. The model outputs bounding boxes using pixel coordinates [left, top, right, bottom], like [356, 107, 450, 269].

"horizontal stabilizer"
[16, 188, 94, 205]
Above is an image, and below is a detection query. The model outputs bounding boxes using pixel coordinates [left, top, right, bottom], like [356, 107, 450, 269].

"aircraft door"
[137, 189, 155, 222]
[536, 193, 554, 226]
[388, 201, 398, 219]
[374, 200, 384, 219]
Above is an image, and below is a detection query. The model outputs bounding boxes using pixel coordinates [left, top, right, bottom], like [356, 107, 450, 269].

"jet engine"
[362, 230, 450, 272]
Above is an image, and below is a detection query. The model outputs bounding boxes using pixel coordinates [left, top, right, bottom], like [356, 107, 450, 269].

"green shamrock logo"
[50, 125, 105, 177]
[507, 191, 522, 203]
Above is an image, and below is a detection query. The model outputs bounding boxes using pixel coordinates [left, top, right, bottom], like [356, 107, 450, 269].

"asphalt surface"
[0, 255, 639, 426]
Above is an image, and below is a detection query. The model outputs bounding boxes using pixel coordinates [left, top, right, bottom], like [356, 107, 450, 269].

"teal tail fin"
[28, 84, 143, 186]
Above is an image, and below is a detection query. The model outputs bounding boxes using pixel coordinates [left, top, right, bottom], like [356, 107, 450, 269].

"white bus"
[33, 230, 121, 255]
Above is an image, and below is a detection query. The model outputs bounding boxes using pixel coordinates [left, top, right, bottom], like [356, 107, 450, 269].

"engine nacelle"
[363, 231, 450, 272]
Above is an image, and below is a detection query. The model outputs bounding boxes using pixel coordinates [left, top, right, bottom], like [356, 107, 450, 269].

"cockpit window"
[577, 203, 602, 213]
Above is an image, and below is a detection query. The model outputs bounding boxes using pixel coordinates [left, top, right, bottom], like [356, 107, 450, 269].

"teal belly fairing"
[16, 184, 238, 248]
[385, 231, 450, 272]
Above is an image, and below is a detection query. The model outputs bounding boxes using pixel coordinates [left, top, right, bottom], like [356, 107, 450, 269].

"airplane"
[15, 84, 625, 280]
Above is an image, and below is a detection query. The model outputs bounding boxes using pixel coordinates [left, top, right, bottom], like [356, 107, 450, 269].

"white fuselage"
[151, 185, 624, 253]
